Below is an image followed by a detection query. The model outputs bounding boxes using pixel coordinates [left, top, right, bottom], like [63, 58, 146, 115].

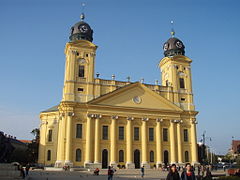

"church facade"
[38, 14, 199, 169]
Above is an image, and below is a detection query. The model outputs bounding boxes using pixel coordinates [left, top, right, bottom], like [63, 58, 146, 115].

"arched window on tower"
[47, 150, 51, 161]
[185, 151, 189, 162]
[119, 150, 124, 162]
[150, 151, 154, 162]
[179, 78, 185, 89]
[48, 129, 52, 142]
[78, 65, 85, 78]
[76, 149, 82, 162]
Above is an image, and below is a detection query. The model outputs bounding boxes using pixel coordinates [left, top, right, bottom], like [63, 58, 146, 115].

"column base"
[92, 162, 102, 169]
[170, 162, 177, 165]
[55, 160, 64, 168]
[84, 161, 94, 169]
[191, 161, 200, 166]
[125, 162, 135, 169]
[156, 162, 163, 169]
[141, 162, 150, 169]
[110, 161, 117, 168]
[64, 160, 73, 167]
[177, 162, 185, 167]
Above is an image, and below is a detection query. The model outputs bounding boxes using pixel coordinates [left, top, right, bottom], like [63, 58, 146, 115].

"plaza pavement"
[2, 169, 227, 180]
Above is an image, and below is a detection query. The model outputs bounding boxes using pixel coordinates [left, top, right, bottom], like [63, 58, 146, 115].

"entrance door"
[164, 150, 169, 165]
[102, 149, 108, 168]
[134, 149, 140, 168]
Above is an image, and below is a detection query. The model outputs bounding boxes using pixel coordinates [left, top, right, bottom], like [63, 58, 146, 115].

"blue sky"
[0, 0, 239, 155]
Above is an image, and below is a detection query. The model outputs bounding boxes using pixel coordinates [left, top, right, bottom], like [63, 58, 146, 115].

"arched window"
[47, 150, 51, 161]
[150, 151, 154, 162]
[76, 149, 81, 162]
[48, 129, 52, 142]
[119, 150, 124, 162]
[185, 151, 189, 162]
[164, 150, 169, 165]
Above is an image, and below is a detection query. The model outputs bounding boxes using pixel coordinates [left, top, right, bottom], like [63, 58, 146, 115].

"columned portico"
[170, 120, 177, 164]
[156, 118, 163, 168]
[85, 114, 94, 167]
[176, 120, 183, 165]
[190, 118, 198, 164]
[64, 112, 74, 166]
[110, 115, 118, 168]
[55, 114, 65, 167]
[141, 118, 150, 168]
[94, 115, 102, 168]
[126, 117, 134, 169]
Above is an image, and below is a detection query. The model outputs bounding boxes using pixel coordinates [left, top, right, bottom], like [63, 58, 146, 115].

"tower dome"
[69, 13, 93, 42]
[163, 37, 185, 57]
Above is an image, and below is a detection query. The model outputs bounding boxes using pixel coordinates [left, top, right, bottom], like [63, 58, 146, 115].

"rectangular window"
[77, 88, 84, 92]
[102, 126, 108, 140]
[184, 129, 188, 142]
[76, 124, 82, 138]
[48, 129, 52, 142]
[78, 65, 85, 77]
[119, 126, 124, 140]
[134, 127, 139, 141]
[149, 128, 154, 141]
[179, 78, 185, 89]
[163, 128, 168, 142]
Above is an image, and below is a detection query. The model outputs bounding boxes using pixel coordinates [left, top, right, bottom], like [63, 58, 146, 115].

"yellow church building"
[38, 13, 199, 169]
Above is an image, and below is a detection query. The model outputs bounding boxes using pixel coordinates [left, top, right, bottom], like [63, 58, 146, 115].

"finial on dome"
[170, 20, 175, 37]
[80, 13, 85, 21]
[80, 3, 86, 21]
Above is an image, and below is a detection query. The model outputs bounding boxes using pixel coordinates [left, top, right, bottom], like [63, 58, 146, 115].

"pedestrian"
[108, 166, 114, 180]
[140, 166, 145, 178]
[25, 163, 30, 176]
[181, 163, 196, 180]
[19, 165, 25, 179]
[166, 164, 180, 180]
[204, 167, 212, 180]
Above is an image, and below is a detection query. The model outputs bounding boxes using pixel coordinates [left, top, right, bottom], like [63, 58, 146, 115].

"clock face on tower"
[176, 41, 183, 48]
[79, 24, 89, 33]
[163, 43, 168, 51]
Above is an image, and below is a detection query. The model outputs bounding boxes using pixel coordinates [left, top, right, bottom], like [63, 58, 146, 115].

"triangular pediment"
[89, 82, 183, 112]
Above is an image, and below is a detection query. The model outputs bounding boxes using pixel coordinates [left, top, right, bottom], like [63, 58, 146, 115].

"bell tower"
[62, 13, 97, 102]
[159, 30, 195, 111]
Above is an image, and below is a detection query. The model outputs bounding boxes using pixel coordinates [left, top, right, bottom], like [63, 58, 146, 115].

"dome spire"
[170, 20, 175, 37]
[80, 3, 86, 21]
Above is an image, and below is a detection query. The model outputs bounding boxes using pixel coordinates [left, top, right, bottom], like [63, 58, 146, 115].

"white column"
[177, 120, 183, 164]
[110, 115, 118, 168]
[170, 120, 177, 164]
[156, 118, 163, 168]
[191, 118, 198, 164]
[65, 112, 74, 166]
[126, 117, 134, 169]
[141, 118, 150, 168]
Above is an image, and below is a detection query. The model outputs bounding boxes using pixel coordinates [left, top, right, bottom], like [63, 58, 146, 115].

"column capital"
[191, 118, 198, 124]
[67, 112, 74, 117]
[87, 113, 102, 119]
[127, 117, 134, 121]
[156, 118, 163, 123]
[171, 119, 182, 123]
[142, 117, 149, 121]
[111, 115, 118, 120]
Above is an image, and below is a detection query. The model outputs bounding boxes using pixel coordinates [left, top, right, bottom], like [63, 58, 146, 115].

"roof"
[41, 105, 59, 113]
[18, 140, 32, 144]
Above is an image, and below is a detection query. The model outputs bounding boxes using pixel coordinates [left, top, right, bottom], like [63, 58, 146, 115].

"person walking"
[166, 164, 180, 180]
[108, 166, 114, 180]
[25, 163, 30, 176]
[140, 166, 145, 178]
[205, 167, 212, 180]
[181, 163, 196, 180]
